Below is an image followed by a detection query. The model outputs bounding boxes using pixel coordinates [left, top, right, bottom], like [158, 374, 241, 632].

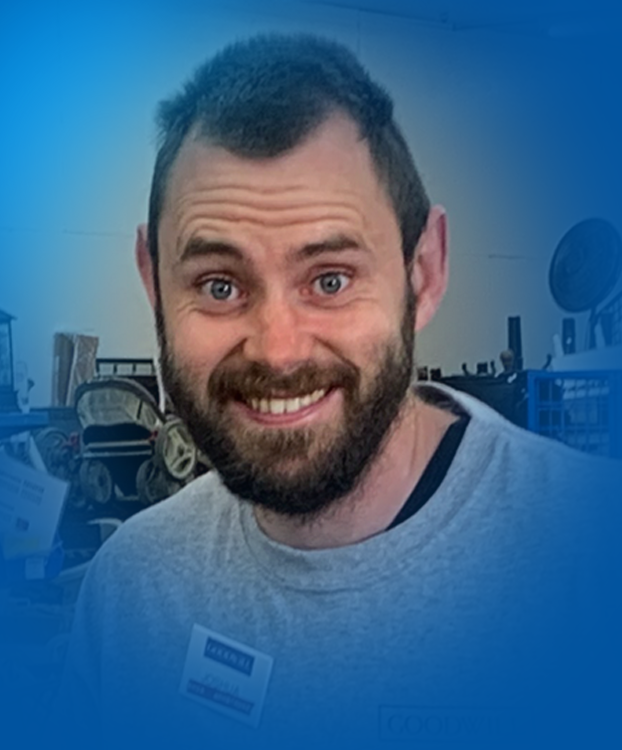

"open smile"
[246, 389, 327, 415]
[233, 388, 338, 425]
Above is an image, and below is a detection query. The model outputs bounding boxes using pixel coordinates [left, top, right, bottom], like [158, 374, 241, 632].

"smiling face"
[138, 114, 447, 517]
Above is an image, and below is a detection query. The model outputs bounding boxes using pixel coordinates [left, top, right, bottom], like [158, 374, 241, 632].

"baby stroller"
[75, 378, 197, 505]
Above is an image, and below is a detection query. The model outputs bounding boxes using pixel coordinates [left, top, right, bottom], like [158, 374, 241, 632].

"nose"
[242, 291, 314, 371]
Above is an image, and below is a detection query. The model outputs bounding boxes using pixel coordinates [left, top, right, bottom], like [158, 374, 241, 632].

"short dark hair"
[147, 33, 430, 269]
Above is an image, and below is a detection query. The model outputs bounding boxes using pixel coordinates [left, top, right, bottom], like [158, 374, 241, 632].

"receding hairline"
[147, 33, 431, 269]
[152, 109, 400, 242]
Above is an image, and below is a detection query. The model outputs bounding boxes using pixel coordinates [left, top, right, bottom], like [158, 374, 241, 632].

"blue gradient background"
[1, 1, 621, 748]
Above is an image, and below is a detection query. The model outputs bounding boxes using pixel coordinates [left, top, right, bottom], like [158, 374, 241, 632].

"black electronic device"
[507, 316, 523, 371]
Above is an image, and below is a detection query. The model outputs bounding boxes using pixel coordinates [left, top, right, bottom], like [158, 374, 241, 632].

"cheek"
[327, 302, 405, 354]
[163, 310, 232, 384]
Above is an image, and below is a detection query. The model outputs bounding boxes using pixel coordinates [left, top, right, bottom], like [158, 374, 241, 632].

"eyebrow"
[178, 238, 244, 264]
[177, 233, 366, 267]
[292, 234, 365, 261]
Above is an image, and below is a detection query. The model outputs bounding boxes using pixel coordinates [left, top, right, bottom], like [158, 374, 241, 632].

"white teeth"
[285, 397, 301, 413]
[248, 389, 327, 415]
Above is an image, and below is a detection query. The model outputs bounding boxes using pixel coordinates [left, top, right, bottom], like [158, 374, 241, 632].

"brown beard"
[156, 285, 416, 520]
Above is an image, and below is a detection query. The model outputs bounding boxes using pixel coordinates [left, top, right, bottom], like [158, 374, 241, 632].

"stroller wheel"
[79, 459, 114, 505]
[136, 458, 181, 505]
[154, 418, 197, 481]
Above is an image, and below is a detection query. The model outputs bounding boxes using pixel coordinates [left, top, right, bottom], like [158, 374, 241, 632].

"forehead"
[159, 115, 401, 259]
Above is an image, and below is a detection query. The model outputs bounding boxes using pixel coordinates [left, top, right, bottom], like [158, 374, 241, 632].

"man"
[58, 34, 619, 750]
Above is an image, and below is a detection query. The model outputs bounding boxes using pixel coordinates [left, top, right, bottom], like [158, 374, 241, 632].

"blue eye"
[313, 272, 349, 296]
[202, 278, 240, 301]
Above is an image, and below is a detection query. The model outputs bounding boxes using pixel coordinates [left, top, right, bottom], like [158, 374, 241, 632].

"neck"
[253, 392, 457, 550]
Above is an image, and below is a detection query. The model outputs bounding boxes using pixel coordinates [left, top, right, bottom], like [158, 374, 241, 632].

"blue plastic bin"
[527, 370, 622, 459]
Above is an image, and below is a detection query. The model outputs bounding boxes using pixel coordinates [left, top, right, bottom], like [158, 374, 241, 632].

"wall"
[1, 0, 620, 405]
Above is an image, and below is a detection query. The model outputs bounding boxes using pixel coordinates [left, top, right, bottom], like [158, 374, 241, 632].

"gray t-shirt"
[57, 386, 620, 749]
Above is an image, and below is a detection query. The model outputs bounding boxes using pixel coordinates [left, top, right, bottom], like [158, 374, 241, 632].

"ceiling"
[301, 0, 621, 35]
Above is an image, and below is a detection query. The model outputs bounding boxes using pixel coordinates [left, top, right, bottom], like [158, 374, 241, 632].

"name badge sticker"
[180, 624, 274, 728]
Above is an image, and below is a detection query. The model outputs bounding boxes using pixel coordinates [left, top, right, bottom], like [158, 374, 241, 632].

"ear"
[409, 205, 448, 332]
[136, 223, 157, 309]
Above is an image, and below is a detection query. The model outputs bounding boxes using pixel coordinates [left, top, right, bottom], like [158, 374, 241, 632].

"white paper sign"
[179, 624, 274, 728]
[0, 452, 68, 558]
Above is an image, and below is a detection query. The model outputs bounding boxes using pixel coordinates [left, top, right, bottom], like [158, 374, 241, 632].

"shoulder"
[118, 470, 234, 539]
[419, 386, 620, 592]
[88, 471, 240, 579]
[423, 382, 613, 463]
[421, 383, 620, 509]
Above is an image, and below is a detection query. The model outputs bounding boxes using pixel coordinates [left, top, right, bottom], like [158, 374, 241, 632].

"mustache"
[208, 360, 360, 402]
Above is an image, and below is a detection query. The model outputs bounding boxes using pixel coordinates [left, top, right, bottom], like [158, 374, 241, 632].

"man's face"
[149, 115, 424, 518]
